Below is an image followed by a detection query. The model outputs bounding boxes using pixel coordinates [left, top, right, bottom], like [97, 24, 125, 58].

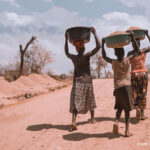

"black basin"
[66, 26, 91, 43]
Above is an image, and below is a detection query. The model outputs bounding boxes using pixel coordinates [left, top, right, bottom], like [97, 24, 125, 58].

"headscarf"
[72, 40, 84, 51]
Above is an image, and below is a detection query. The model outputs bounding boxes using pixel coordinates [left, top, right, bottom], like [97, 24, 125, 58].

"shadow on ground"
[26, 116, 138, 131]
[63, 132, 122, 141]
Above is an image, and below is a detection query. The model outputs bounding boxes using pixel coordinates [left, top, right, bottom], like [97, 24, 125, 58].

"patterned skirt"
[131, 72, 148, 109]
[70, 75, 96, 114]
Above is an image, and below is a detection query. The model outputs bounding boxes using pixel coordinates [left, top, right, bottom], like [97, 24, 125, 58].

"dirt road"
[0, 79, 150, 150]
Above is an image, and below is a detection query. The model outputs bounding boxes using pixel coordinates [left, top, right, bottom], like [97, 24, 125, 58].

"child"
[65, 27, 101, 131]
[102, 32, 139, 137]
[127, 30, 150, 120]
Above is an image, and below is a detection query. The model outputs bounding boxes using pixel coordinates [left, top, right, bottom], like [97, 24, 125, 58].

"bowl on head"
[105, 31, 131, 48]
[126, 26, 146, 40]
[66, 26, 91, 44]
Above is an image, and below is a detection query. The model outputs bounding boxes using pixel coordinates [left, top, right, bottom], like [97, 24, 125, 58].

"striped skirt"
[131, 72, 148, 109]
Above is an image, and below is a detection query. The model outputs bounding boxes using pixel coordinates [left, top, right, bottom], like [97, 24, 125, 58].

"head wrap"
[72, 40, 84, 51]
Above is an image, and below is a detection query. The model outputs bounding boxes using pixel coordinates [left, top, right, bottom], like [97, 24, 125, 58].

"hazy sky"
[0, 0, 150, 74]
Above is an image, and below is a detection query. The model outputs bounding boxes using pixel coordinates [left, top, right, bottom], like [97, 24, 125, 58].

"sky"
[0, 0, 150, 74]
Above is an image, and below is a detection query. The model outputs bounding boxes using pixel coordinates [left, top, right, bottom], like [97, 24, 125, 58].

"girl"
[102, 32, 139, 137]
[65, 27, 101, 131]
[127, 30, 150, 120]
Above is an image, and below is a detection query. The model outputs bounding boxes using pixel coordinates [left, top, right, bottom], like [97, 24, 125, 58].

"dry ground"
[0, 79, 150, 150]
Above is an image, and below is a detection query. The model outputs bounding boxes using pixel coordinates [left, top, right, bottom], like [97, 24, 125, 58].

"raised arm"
[65, 30, 74, 59]
[85, 27, 101, 57]
[142, 46, 150, 53]
[145, 30, 150, 42]
[127, 31, 140, 57]
[101, 38, 113, 64]
[130, 31, 140, 52]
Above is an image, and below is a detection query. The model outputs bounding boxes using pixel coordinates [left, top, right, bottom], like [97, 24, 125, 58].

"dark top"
[71, 54, 91, 78]
[65, 49, 99, 79]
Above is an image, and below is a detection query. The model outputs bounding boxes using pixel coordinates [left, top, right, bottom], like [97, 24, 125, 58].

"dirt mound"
[126, 26, 143, 31]
[0, 76, 21, 97]
[15, 76, 38, 87]
[42, 74, 57, 82]
[28, 73, 51, 85]
[0, 74, 69, 106]
[109, 31, 128, 36]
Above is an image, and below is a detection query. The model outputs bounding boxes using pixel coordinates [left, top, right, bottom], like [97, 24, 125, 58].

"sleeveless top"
[130, 50, 147, 74]
[112, 58, 131, 89]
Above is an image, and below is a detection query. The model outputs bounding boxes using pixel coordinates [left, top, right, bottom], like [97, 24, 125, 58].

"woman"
[102, 32, 139, 137]
[65, 27, 101, 131]
[127, 30, 150, 120]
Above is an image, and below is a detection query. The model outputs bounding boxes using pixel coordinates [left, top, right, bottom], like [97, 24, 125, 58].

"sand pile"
[28, 73, 51, 85]
[0, 74, 69, 106]
[109, 31, 128, 36]
[126, 26, 143, 31]
[41, 74, 62, 87]
[15, 76, 38, 87]
[0, 76, 21, 97]
[42, 74, 57, 82]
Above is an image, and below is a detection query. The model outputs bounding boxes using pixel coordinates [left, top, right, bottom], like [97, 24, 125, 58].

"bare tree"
[91, 52, 108, 78]
[24, 41, 53, 74]
[0, 65, 4, 76]
[0, 62, 20, 81]
[19, 36, 36, 76]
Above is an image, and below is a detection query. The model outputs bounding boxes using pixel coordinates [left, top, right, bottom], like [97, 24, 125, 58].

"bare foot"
[140, 116, 147, 120]
[69, 124, 77, 132]
[136, 109, 141, 121]
[91, 119, 97, 124]
[125, 131, 133, 137]
[113, 124, 119, 134]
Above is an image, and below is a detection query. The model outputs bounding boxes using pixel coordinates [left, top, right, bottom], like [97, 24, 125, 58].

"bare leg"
[113, 109, 122, 134]
[70, 109, 78, 131]
[125, 111, 133, 137]
[140, 108, 147, 120]
[136, 107, 141, 121]
[90, 109, 96, 123]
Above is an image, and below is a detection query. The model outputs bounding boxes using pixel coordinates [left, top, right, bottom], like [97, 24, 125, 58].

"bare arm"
[130, 31, 140, 53]
[85, 27, 101, 57]
[64, 31, 74, 59]
[143, 46, 150, 53]
[141, 30, 150, 53]
[101, 38, 113, 64]
[127, 32, 140, 57]
[145, 30, 150, 42]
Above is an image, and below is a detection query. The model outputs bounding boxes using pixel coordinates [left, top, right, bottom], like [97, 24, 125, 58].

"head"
[114, 48, 124, 59]
[73, 40, 85, 54]
[76, 47, 85, 54]
[132, 38, 140, 49]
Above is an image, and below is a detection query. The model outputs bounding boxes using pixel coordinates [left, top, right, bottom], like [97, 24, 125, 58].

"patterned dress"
[130, 50, 148, 109]
[65, 49, 98, 114]
[131, 72, 148, 109]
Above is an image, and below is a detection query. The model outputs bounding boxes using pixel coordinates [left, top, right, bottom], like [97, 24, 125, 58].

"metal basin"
[105, 32, 131, 48]
[126, 27, 146, 40]
[66, 26, 91, 44]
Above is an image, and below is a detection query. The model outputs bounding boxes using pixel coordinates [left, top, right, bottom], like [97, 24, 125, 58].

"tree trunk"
[18, 36, 36, 77]
[19, 51, 24, 76]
